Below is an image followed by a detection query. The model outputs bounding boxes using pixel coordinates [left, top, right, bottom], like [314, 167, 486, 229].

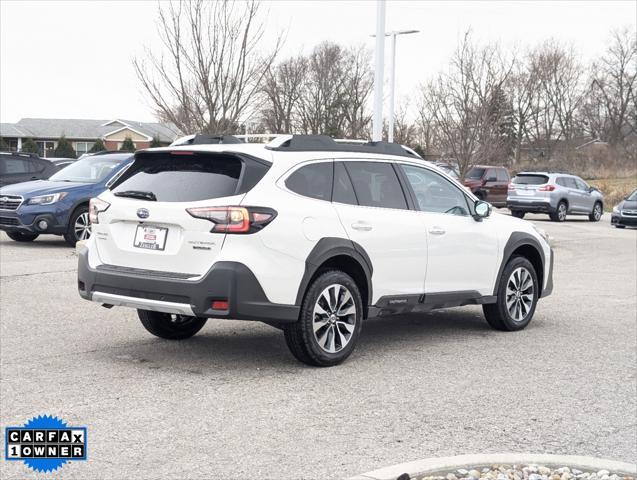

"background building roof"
[0, 118, 181, 142]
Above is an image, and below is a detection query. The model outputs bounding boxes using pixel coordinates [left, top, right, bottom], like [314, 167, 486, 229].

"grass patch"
[587, 177, 637, 210]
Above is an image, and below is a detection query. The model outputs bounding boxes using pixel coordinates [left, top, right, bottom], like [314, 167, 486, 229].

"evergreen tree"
[54, 135, 77, 158]
[89, 138, 107, 153]
[149, 135, 162, 148]
[21, 138, 40, 155]
[119, 136, 136, 152]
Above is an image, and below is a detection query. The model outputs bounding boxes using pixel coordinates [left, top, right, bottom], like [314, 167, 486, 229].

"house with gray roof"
[0, 118, 181, 157]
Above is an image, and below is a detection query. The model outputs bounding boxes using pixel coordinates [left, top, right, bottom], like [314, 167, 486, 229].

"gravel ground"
[418, 465, 635, 480]
[0, 213, 636, 479]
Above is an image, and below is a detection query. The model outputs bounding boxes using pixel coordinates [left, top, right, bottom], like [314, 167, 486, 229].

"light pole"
[387, 29, 419, 143]
[372, 0, 386, 142]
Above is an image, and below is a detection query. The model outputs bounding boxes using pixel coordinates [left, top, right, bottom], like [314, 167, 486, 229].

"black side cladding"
[295, 237, 373, 307]
[494, 232, 548, 296]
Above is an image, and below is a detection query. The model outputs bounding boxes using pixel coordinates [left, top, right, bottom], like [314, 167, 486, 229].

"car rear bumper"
[507, 200, 555, 213]
[77, 248, 299, 324]
[611, 213, 637, 226]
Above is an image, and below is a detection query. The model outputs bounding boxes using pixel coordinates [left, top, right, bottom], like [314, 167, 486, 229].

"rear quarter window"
[2, 158, 30, 174]
[285, 162, 333, 201]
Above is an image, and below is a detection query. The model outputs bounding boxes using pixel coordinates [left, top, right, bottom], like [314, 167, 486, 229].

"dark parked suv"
[0, 152, 58, 187]
[462, 165, 510, 207]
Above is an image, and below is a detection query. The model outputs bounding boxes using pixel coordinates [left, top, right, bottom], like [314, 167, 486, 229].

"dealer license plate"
[133, 225, 168, 251]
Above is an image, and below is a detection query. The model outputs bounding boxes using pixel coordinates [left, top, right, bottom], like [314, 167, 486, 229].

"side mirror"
[474, 200, 491, 220]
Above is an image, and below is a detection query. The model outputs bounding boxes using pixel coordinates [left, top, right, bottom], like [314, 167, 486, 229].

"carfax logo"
[4, 415, 87, 473]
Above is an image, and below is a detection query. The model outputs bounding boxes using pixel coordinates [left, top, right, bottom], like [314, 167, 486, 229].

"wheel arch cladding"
[494, 232, 545, 296]
[295, 238, 373, 318]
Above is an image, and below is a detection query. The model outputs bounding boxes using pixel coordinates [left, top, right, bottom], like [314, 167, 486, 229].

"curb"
[347, 454, 637, 480]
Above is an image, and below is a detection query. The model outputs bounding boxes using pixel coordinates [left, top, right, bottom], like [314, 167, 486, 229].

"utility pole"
[372, 0, 385, 142]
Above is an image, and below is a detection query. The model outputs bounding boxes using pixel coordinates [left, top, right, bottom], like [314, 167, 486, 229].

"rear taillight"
[89, 197, 110, 224]
[186, 206, 277, 234]
[538, 185, 556, 192]
[508, 183, 515, 191]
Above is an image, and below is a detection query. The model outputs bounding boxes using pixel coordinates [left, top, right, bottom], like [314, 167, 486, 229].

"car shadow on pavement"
[0, 238, 71, 248]
[94, 308, 492, 372]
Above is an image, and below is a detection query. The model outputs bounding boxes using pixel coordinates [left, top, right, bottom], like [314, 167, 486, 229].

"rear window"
[112, 153, 244, 202]
[513, 174, 549, 185]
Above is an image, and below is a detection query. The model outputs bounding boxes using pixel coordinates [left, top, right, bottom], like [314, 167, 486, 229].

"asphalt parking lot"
[0, 213, 635, 480]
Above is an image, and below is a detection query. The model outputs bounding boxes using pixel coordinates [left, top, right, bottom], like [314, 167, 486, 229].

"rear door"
[93, 150, 268, 277]
[574, 177, 595, 212]
[493, 168, 510, 205]
[482, 168, 499, 203]
[561, 177, 583, 211]
[331, 160, 428, 301]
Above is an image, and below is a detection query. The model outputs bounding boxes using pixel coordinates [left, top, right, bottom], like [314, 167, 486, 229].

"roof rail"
[170, 133, 245, 146]
[265, 134, 421, 158]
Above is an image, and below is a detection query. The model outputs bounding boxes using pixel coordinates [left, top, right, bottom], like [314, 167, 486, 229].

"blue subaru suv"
[0, 152, 133, 246]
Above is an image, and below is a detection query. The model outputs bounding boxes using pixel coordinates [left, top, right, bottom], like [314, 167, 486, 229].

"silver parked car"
[507, 172, 604, 222]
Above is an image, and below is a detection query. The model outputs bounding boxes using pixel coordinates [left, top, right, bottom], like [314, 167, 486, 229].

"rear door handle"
[351, 222, 372, 231]
[429, 226, 446, 235]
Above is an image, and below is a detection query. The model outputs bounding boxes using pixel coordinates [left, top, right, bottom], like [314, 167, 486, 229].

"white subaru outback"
[78, 134, 553, 366]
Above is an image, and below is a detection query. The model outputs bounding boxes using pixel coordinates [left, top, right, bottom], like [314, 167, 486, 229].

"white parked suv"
[78, 135, 553, 366]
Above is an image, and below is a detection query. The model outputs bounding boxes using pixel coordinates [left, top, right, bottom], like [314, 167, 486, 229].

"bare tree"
[391, 100, 418, 146]
[506, 54, 539, 163]
[341, 46, 374, 138]
[525, 41, 584, 158]
[421, 32, 512, 179]
[415, 96, 440, 157]
[261, 55, 307, 133]
[583, 27, 637, 146]
[297, 42, 349, 136]
[134, 0, 281, 134]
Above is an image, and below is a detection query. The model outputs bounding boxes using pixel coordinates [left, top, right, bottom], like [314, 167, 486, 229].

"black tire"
[615, 224, 626, 229]
[6, 231, 39, 242]
[511, 210, 525, 219]
[549, 201, 567, 222]
[284, 270, 363, 367]
[589, 202, 603, 222]
[64, 205, 91, 247]
[483, 255, 539, 331]
[138, 310, 207, 340]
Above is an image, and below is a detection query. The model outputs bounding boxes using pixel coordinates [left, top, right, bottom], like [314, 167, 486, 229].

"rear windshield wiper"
[114, 190, 157, 201]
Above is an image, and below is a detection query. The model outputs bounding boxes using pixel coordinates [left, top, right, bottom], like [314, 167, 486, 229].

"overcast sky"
[1, 0, 635, 124]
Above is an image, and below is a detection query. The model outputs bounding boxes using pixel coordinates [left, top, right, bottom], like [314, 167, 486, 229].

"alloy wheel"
[312, 284, 357, 354]
[505, 267, 535, 322]
[558, 203, 567, 221]
[593, 204, 602, 220]
[74, 212, 92, 241]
